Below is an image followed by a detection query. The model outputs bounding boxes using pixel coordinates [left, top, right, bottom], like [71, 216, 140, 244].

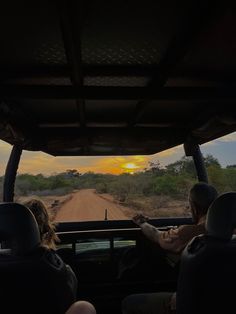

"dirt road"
[55, 189, 131, 222]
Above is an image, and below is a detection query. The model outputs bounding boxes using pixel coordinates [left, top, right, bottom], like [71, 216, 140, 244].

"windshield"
[1, 132, 236, 222]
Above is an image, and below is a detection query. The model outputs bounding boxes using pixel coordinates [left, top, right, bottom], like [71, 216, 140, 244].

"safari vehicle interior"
[0, 1, 236, 313]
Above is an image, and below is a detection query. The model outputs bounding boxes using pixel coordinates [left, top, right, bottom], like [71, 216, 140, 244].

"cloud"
[90, 156, 149, 174]
[0, 141, 12, 152]
[217, 132, 236, 142]
[1, 131, 235, 175]
[0, 141, 13, 174]
[149, 145, 184, 166]
[16, 152, 149, 175]
[202, 131, 236, 147]
[0, 139, 184, 175]
[157, 145, 182, 157]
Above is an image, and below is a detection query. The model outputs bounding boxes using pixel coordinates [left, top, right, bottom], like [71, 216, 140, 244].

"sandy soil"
[18, 189, 189, 222]
[55, 189, 131, 222]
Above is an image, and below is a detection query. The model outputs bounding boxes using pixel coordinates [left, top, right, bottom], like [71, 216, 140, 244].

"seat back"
[0, 203, 76, 314]
[176, 192, 236, 314]
[0, 202, 40, 254]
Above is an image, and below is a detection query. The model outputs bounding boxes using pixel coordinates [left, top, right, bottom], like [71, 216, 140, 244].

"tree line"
[0, 155, 235, 202]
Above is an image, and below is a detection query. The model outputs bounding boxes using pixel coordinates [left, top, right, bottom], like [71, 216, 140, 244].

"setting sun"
[123, 163, 138, 169]
[121, 162, 140, 174]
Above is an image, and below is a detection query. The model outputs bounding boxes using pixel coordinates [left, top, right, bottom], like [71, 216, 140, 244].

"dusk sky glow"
[0, 132, 235, 176]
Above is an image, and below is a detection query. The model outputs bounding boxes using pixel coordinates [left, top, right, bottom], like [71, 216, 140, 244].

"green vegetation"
[0, 155, 235, 206]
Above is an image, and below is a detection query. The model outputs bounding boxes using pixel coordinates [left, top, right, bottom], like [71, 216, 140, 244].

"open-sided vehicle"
[0, 1, 236, 313]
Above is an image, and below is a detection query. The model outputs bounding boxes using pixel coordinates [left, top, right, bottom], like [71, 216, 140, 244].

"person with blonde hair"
[25, 199, 97, 314]
[25, 198, 77, 304]
[24, 198, 60, 250]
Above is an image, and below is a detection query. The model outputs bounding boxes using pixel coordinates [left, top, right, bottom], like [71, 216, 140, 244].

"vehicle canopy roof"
[0, 1, 236, 156]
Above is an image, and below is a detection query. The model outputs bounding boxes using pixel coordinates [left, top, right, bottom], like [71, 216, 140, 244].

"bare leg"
[66, 301, 97, 314]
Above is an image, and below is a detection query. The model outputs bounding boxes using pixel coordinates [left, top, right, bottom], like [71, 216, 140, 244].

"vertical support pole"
[104, 209, 108, 221]
[3, 145, 22, 202]
[184, 139, 208, 183]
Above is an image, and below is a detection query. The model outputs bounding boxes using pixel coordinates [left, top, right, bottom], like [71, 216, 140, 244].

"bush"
[96, 182, 108, 193]
[152, 175, 179, 195]
[152, 175, 194, 197]
[207, 165, 226, 193]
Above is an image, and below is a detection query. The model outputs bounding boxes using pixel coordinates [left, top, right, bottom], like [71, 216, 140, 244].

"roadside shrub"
[152, 175, 179, 195]
[96, 182, 108, 193]
[152, 175, 194, 197]
[207, 165, 226, 193]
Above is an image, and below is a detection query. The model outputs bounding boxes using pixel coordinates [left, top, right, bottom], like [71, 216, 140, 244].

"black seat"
[176, 192, 236, 314]
[0, 203, 76, 314]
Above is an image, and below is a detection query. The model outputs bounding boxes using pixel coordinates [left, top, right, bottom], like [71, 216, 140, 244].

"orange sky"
[17, 149, 181, 175]
[0, 140, 183, 175]
[0, 132, 235, 175]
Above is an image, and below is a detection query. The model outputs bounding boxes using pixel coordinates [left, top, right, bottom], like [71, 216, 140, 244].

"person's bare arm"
[133, 214, 170, 243]
[133, 214, 160, 243]
[133, 214, 183, 253]
[139, 222, 162, 243]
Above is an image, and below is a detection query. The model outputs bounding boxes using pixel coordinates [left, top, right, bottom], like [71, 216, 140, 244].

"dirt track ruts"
[55, 189, 131, 222]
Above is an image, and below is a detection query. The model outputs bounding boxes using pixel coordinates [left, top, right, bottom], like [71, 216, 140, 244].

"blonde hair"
[24, 199, 60, 250]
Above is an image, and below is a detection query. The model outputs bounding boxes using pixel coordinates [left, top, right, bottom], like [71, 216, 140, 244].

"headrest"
[0, 202, 41, 255]
[206, 192, 236, 240]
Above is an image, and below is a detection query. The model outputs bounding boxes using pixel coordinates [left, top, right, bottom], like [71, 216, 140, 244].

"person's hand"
[133, 214, 149, 226]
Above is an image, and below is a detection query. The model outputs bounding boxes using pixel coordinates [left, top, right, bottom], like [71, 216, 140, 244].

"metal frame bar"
[59, 0, 86, 128]
[192, 147, 208, 183]
[3, 144, 22, 202]
[184, 139, 208, 183]
[1, 86, 236, 100]
[1, 66, 234, 81]
[129, 0, 218, 126]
